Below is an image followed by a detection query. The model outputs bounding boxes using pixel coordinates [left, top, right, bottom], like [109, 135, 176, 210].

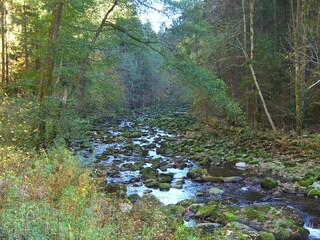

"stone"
[261, 178, 278, 190]
[140, 167, 158, 179]
[171, 183, 183, 189]
[196, 204, 218, 219]
[229, 222, 256, 232]
[158, 173, 174, 183]
[128, 194, 140, 203]
[236, 162, 247, 169]
[202, 175, 222, 182]
[257, 231, 275, 240]
[132, 182, 143, 187]
[176, 199, 195, 207]
[189, 203, 205, 212]
[311, 181, 320, 189]
[119, 202, 133, 213]
[208, 187, 224, 194]
[282, 184, 295, 194]
[223, 176, 244, 183]
[196, 223, 221, 233]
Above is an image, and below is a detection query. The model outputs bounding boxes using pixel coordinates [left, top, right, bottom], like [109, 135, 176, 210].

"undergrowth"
[0, 143, 189, 239]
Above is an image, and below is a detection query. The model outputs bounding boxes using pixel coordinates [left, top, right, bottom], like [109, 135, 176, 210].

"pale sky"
[138, 3, 177, 32]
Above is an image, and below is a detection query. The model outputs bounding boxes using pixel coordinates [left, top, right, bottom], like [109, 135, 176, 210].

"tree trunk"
[1, 1, 6, 84]
[23, 2, 29, 70]
[292, 0, 304, 136]
[38, 2, 64, 147]
[247, 0, 276, 132]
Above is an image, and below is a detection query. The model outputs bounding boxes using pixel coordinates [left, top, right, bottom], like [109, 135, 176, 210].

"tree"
[244, 0, 276, 132]
[37, 2, 64, 147]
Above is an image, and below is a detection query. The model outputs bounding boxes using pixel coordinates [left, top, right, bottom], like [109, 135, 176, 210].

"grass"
[0, 143, 183, 239]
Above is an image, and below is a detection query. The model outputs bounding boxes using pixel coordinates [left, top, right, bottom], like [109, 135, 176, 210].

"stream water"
[79, 118, 320, 239]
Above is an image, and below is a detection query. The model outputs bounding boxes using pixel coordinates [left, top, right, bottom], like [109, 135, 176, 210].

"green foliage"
[170, 58, 243, 120]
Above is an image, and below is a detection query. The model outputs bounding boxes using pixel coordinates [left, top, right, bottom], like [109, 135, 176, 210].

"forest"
[0, 0, 320, 239]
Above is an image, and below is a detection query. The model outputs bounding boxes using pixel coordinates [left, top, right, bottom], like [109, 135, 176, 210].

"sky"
[138, 2, 178, 32]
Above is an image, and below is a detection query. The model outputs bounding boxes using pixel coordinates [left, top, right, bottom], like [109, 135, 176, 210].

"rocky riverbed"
[75, 111, 320, 239]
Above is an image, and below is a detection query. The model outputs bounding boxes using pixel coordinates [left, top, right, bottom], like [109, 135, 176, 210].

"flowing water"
[79, 118, 320, 239]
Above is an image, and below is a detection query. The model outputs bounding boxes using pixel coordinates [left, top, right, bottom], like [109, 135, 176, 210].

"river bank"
[76, 109, 320, 239]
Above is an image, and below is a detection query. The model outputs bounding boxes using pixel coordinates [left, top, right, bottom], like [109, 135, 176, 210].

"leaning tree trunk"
[246, 0, 276, 132]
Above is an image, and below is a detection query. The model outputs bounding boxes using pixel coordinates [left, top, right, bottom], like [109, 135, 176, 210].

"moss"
[221, 212, 238, 222]
[166, 205, 185, 217]
[273, 227, 290, 240]
[299, 176, 315, 187]
[197, 204, 218, 219]
[158, 173, 174, 183]
[187, 168, 208, 179]
[159, 183, 170, 191]
[249, 160, 259, 165]
[257, 231, 275, 240]
[307, 189, 320, 197]
[261, 178, 278, 190]
[146, 180, 160, 188]
[140, 167, 158, 179]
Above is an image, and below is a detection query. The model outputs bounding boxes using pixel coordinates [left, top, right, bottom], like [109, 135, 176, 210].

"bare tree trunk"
[23, 2, 29, 70]
[246, 0, 277, 132]
[5, 8, 8, 84]
[1, 0, 6, 84]
[291, 0, 304, 136]
[242, 0, 247, 53]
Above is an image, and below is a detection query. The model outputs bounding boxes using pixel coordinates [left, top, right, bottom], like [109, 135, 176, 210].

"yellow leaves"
[77, 171, 95, 198]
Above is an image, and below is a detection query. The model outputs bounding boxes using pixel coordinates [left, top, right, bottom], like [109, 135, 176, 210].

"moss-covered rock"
[146, 180, 160, 188]
[196, 203, 218, 219]
[158, 173, 174, 183]
[159, 183, 170, 191]
[299, 176, 315, 187]
[176, 199, 195, 207]
[104, 183, 127, 195]
[187, 168, 208, 179]
[196, 223, 221, 233]
[219, 212, 238, 222]
[257, 231, 275, 240]
[307, 189, 320, 197]
[261, 178, 278, 190]
[140, 167, 158, 179]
